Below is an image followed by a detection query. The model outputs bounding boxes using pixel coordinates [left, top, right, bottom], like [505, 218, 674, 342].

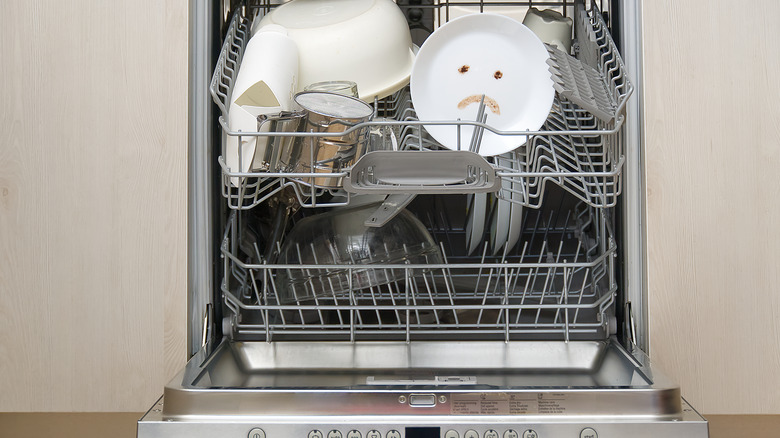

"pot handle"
[343, 150, 499, 194]
[256, 110, 306, 130]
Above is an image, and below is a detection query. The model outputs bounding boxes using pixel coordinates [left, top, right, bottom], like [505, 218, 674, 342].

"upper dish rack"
[210, 0, 632, 211]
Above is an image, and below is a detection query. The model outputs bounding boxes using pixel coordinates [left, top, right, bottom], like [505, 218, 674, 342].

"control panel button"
[327, 431, 343, 438]
[347, 430, 362, 438]
[386, 431, 401, 438]
[521, 431, 538, 438]
[484, 430, 499, 438]
[580, 428, 598, 438]
[309, 431, 324, 438]
[503, 430, 518, 438]
[464, 430, 479, 438]
[444, 430, 460, 438]
[248, 428, 266, 438]
[366, 430, 382, 438]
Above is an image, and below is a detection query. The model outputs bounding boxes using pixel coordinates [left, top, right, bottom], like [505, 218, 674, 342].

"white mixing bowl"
[254, 0, 415, 102]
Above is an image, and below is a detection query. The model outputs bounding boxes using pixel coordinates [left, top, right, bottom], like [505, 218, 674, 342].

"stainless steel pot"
[254, 111, 303, 171]
[278, 91, 374, 188]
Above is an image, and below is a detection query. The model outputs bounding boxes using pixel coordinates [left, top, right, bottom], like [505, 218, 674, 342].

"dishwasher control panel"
[242, 426, 611, 438]
[298, 429, 539, 438]
[234, 422, 709, 438]
[272, 427, 573, 438]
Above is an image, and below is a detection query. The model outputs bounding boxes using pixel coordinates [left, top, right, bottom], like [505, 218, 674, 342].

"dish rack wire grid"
[221, 200, 617, 343]
[210, 0, 631, 211]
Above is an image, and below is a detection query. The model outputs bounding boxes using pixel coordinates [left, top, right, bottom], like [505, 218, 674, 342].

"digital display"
[405, 427, 441, 438]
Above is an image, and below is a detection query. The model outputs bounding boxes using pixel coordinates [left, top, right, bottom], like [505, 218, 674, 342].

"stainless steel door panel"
[160, 339, 682, 420]
[139, 397, 708, 438]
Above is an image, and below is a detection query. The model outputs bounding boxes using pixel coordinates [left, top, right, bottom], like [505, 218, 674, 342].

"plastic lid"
[295, 92, 373, 119]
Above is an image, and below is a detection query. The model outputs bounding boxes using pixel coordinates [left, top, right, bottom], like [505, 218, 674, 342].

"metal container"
[278, 91, 373, 188]
[253, 111, 303, 171]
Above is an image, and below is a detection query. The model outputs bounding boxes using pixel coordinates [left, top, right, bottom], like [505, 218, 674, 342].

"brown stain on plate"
[457, 95, 501, 115]
[458, 65, 470, 74]
[494, 70, 503, 79]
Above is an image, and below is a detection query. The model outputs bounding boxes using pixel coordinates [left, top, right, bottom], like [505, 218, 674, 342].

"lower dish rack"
[221, 193, 617, 343]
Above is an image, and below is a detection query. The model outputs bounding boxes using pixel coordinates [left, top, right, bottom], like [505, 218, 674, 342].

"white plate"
[411, 13, 554, 157]
[487, 194, 501, 255]
[505, 193, 524, 255]
[490, 157, 513, 255]
[227, 27, 298, 186]
[465, 193, 488, 255]
[501, 153, 525, 255]
[434, 2, 530, 28]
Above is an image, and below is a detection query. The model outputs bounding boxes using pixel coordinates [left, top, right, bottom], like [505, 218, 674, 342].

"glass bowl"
[275, 203, 442, 303]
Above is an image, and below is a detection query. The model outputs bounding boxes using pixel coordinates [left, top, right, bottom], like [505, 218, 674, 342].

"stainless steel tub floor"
[162, 339, 682, 419]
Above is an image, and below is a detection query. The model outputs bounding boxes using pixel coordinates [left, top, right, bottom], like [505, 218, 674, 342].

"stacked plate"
[465, 191, 524, 257]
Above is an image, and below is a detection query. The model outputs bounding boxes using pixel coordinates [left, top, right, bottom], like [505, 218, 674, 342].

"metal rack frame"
[206, 0, 624, 345]
[221, 200, 617, 342]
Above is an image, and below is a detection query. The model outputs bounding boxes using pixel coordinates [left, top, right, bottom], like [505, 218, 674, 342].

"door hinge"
[625, 301, 637, 348]
[201, 303, 212, 349]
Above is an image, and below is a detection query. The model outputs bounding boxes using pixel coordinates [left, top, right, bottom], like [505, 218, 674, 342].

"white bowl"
[255, 0, 415, 102]
[523, 7, 574, 53]
[227, 26, 298, 186]
[411, 13, 555, 156]
[434, 0, 529, 28]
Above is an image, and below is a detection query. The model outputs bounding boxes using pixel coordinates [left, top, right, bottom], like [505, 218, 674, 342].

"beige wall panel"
[0, 1, 188, 411]
[643, 0, 780, 414]
[3, 0, 780, 416]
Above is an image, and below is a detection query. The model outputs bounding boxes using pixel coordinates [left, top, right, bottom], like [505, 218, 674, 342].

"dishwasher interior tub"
[138, 1, 708, 437]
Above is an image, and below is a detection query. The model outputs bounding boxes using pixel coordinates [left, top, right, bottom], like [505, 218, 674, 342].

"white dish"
[434, 1, 529, 28]
[493, 154, 523, 254]
[227, 25, 298, 186]
[505, 201, 524, 255]
[487, 194, 500, 255]
[523, 7, 574, 53]
[498, 153, 524, 255]
[465, 193, 488, 256]
[255, 0, 415, 102]
[411, 13, 555, 157]
[490, 157, 513, 255]
[505, 186, 524, 256]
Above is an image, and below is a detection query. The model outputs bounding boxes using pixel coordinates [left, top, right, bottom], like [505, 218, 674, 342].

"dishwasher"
[138, 1, 709, 437]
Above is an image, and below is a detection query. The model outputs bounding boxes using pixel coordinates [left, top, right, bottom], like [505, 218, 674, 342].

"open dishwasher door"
[140, 1, 708, 437]
[139, 339, 706, 438]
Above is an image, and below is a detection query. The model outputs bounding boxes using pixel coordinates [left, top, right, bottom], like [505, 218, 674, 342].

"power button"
[248, 428, 266, 438]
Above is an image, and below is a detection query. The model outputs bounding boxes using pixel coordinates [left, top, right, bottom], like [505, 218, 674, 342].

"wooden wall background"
[0, 0, 188, 411]
[1, 0, 779, 415]
[643, 0, 780, 414]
